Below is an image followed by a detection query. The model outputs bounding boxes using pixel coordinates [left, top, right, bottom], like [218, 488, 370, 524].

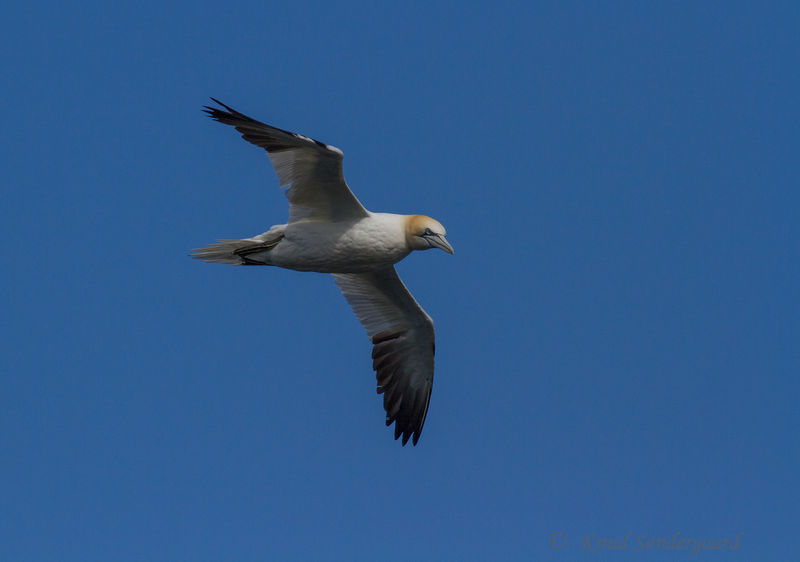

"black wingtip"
[202, 98, 271, 132]
[203, 103, 225, 121]
[390, 426, 421, 446]
[208, 96, 232, 111]
[203, 97, 233, 119]
[204, 97, 231, 117]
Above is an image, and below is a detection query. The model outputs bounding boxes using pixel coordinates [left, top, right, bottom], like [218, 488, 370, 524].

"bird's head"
[405, 215, 454, 255]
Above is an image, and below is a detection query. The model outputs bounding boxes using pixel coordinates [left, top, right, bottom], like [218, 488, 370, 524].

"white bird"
[192, 99, 454, 446]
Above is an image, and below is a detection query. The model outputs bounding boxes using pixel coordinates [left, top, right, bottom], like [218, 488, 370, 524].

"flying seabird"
[193, 99, 454, 446]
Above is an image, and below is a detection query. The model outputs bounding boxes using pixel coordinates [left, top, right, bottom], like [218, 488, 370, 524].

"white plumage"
[192, 99, 453, 446]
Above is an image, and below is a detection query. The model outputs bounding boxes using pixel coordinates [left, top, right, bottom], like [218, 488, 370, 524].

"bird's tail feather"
[191, 226, 285, 266]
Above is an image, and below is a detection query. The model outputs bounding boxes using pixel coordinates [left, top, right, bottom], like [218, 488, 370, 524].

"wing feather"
[333, 267, 435, 446]
[204, 98, 368, 222]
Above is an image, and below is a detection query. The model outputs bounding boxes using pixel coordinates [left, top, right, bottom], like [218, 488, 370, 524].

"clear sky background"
[2, 1, 798, 561]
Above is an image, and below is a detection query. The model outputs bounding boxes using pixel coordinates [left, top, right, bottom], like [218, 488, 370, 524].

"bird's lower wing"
[333, 267, 436, 446]
[204, 99, 368, 222]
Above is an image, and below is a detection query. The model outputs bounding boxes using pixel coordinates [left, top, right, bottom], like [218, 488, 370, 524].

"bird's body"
[193, 99, 453, 446]
[242, 213, 413, 273]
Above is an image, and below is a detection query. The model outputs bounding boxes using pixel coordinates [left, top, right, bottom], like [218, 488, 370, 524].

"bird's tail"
[191, 226, 285, 265]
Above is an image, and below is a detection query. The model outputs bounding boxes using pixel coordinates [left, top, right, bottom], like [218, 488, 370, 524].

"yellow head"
[405, 215, 454, 254]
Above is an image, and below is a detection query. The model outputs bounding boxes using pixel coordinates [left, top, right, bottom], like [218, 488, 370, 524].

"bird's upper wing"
[333, 266, 435, 446]
[204, 98, 369, 223]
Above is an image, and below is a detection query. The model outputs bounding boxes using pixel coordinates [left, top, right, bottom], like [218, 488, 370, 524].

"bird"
[192, 98, 454, 446]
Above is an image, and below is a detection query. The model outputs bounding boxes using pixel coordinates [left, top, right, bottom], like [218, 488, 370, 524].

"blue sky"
[2, 1, 798, 560]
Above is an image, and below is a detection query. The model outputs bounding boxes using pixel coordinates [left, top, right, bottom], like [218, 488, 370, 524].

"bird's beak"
[429, 234, 455, 255]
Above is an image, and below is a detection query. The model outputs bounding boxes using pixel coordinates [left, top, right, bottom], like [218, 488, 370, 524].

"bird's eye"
[422, 228, 432, 236]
